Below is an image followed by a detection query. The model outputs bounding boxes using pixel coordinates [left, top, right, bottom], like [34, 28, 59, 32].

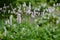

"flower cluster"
[0, 2, 58, 26]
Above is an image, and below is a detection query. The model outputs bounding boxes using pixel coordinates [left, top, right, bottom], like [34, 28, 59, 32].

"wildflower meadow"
[0, 0, 60, 40]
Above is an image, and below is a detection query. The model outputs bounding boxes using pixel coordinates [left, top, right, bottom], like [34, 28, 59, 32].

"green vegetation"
[0, 0, 60, 40]
[0, 13, 60, 40]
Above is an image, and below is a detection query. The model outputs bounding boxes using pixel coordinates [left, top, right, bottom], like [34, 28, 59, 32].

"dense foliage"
[0, 13, 60, 40]
[0, 0, 60, 7]
[0, 0, 17, 7]
[0, 0, 60, 40]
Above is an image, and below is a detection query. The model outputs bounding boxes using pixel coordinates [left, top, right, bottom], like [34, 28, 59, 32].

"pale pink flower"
[3, 3, 6, 9]
[23, 2, 26, 7]
[9, 15, 13, 25]
[18, 9, 21, 13]
[17, 5, 21, 10]
[4, 27, 7, 37]
[8, 10, 11, 13]
[0, 8, 2, 10]
[26, 9, 31, 14]
[48, 7, 55, 13]
[17, 13, 21, 24]
[31, 12, 35, 18]
[29, 2, 31, 10]
[41, 3, 47, 8]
